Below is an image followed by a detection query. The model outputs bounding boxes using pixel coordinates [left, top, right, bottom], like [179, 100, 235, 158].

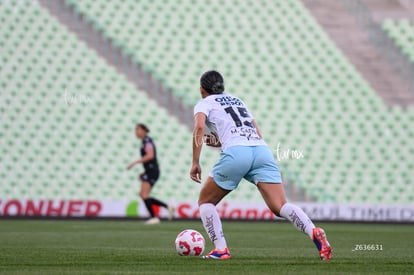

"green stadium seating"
[0, 0, 221, 202]
[382, 19, 414, 62]
[1, 0, 413, 205]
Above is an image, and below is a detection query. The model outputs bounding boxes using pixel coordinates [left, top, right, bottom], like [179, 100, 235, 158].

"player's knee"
[273, 209, 282, 217]
[198, 197, 208, 206]
[198, 195, 217, 206]
[269, 201, 287, 217]
[197, 189, 217, 206]
[273, 201, 288, 217]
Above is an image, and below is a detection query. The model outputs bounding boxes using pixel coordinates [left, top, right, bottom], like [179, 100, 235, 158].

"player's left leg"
[139, 180, 152, 207]
[141, 170, 175, 221]
[198, 146, 251, 259]
[198, 176, 231, 206]
[257, 182, 332, 261]
[139, 181, 160, 224]
[198, 176, 231, 259]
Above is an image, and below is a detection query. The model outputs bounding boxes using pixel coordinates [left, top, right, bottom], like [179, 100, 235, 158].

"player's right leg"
[257, 183, 332, 261]
[198, 176, 231, 259]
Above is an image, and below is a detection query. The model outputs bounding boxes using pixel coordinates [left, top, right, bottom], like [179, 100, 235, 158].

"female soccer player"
[127, 123, 174, 225]
[190, 71, 332, 260]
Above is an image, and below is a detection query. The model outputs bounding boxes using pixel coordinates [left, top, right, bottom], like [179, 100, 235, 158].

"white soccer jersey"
[194, 93, 267, 151]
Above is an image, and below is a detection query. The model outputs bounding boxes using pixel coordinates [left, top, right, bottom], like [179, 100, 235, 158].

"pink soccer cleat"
[312, 228, 332, 261]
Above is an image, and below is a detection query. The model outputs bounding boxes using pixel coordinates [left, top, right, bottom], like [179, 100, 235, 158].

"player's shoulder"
[143, 136, 153, 144]
[194, 95, 216, 108]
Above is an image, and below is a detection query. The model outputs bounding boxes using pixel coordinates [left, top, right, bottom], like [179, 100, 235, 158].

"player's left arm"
[252, 119, 263, 138]
[190, 112, 206, 183]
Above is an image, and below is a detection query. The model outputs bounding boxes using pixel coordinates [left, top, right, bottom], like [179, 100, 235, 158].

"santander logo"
[176, 202, 276, 220]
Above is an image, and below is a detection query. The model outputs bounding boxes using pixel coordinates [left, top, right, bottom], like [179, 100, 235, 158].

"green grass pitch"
[0, 220, 412, 274]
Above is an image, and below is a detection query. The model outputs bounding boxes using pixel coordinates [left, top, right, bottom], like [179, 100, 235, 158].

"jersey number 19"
[224, 107, 253, 128]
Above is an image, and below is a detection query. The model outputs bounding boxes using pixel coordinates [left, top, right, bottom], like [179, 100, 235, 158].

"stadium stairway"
[363, 0, 414, 21]
[38, 0, 194, 129]
[301, 0, 414, 107]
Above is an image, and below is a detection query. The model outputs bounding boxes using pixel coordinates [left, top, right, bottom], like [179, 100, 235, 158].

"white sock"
[199, 203, 227, 250]
[280, 203, 315, 238]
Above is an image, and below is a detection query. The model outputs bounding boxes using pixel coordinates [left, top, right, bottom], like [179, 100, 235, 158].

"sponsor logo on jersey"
[215, 96, 243, 106]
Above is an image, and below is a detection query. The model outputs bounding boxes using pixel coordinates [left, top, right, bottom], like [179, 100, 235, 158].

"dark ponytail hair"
[136, 123, 150, 133]
[200, 70, 225, 94]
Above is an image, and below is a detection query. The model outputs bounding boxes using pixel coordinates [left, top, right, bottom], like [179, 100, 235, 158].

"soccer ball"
[175, 229, 205, 256]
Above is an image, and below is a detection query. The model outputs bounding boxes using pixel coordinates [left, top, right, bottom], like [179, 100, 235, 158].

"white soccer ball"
[175, 229, 205, 256]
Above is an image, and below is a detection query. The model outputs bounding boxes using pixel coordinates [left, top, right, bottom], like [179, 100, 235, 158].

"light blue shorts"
[210, 145, 282, 190]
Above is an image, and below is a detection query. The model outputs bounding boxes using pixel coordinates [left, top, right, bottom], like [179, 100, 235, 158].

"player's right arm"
[190, 112, 206, 183]
[126, 143, 155, 170]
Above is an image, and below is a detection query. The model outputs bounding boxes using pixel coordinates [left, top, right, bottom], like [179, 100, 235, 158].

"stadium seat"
[0, 0, 220, 202]
[382, 19, 414, 62]
[1, 0, 413, 204]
